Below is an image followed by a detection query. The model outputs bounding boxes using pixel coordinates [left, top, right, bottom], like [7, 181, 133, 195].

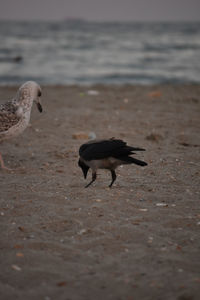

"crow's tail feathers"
[121, 156, 148, 166]
[129, 147, 146, 152]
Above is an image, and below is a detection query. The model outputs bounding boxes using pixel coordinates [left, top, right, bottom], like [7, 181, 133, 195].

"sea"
[0, 20, 200, 85]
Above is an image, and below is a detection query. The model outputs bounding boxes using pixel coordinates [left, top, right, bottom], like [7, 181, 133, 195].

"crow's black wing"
[79, 139, 127, 160]
[112, 146, 145, 159]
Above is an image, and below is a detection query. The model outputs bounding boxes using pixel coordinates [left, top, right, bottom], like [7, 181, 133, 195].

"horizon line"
[0, 18, 200, 23]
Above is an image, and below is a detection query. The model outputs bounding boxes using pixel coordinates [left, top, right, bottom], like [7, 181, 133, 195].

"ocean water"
[0, 21, 200, 85]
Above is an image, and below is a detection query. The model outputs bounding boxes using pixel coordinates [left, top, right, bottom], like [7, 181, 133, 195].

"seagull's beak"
[37, 101, 43, 113]
[36, 89, 42, 113]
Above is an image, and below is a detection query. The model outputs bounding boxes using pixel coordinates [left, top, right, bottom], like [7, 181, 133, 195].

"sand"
[0, 84, 200, 300]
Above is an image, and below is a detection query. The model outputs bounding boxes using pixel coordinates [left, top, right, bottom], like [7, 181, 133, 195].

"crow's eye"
[38, 90, 42, 97]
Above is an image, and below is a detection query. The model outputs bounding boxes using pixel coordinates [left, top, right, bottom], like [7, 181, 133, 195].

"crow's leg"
[85, 172, 97, 188]
[109, 170, 117, 187]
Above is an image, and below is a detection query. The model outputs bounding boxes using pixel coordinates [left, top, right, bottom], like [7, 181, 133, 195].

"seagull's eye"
[38, 90, 42, 97]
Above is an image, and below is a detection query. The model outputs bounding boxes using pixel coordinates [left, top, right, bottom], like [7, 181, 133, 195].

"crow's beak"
[78, 159, 89, 179]
[82, 167, 89, 179]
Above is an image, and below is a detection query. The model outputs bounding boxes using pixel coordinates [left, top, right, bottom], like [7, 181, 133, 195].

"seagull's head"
[78, 159, 89, 179]
[17, 81, 43, 113]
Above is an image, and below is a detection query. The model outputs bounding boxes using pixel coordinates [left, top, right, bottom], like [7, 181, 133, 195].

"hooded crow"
[78, 138, 147, 187]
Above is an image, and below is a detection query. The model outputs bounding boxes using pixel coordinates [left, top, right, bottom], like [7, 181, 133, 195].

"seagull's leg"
[109, 170, 117, 187]
[0, 152, 12, 171]
[85, 172, 97, 188]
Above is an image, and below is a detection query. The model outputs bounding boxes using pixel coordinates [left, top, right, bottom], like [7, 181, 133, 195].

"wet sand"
[0, 84, 200, 300]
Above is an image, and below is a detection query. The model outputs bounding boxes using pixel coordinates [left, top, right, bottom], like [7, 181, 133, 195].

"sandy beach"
[0, 84, 200, 300]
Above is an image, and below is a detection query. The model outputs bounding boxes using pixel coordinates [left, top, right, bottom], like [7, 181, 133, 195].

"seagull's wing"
[0, 101, 20, 132]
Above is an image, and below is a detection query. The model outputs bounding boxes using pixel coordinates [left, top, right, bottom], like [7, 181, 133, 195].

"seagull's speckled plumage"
[0, 81, 42, 169]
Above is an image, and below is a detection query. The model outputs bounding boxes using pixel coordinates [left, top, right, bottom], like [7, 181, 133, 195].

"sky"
[0, 0, 200, 22]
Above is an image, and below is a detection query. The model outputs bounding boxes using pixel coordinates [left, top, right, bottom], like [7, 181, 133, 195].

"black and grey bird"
[78, 138, 147, 188]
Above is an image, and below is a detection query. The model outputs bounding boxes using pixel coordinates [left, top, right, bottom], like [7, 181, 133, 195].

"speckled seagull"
[0, 81, 42, 170]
